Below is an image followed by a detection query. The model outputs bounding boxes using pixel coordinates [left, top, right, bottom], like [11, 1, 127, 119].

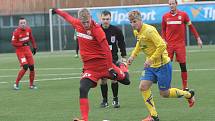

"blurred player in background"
[11, 17, 37, 90]
[162, 0, 202, 107]
[127, 10, 195, 121]
[99, 10, 127, 108]
[52, 8, 130, 121]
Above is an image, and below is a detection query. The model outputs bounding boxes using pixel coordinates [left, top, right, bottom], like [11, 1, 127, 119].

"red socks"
[181, 71, 188, 89]
[80, 98, 89, 121]
[29, 71, 35, 86]
[15, 69, 27, 85]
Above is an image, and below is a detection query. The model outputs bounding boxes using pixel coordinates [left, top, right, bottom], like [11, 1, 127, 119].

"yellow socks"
[168, 88, 191, 98]
[142, 89, 158, 117]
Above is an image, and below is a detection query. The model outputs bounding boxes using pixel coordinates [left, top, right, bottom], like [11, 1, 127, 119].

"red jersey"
[55, 9, 113, 68]
[11, 27, 37, 51]
[162, 10, 190, 46]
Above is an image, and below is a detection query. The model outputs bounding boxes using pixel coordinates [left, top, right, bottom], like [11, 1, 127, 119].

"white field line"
[0, 68, 214, 84]
[0, 73, 80, 78]
[0, 68, 81, 71]
[0, 76, 80, 84]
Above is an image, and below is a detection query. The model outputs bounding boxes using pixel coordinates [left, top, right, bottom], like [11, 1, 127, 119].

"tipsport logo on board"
[91, 2, 215, 25]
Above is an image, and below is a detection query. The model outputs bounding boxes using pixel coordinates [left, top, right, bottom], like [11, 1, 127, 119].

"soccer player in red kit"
[11, 17, 37, 90]
[52, 8, 130, 121]
[162, 0, 202, 107]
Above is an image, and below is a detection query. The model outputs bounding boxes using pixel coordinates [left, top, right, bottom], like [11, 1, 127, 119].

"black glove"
[32, 48, 37, 55]
[22, 42, 29, 46]
[52, 8, 57, 14]
[109, 68, 118, 80]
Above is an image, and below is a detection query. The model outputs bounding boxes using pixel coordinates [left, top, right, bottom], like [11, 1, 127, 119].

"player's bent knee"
[23, 64, 29, 70]
[179, 63, 187, 72]
[29, 65, 34, 71]
[79, 78, 96, 98]
[139, 83, 150, 91]
[79, 86, 89, 98]
[159, 90, 169, 98]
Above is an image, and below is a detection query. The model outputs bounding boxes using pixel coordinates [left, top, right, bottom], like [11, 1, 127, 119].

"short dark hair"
[19, 17, 25, 20]
[101, 10, 111, 16]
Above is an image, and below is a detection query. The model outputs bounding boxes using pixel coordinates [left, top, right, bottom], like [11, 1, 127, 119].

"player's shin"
[29, 71, 35, 86]
[168, 88, 191, 98]
[142, 89, 158, 117]
[111, 82, 118, 98]
[181, 72, 188, 89]
[15, 68, 27, 85]
[101, 84, 108, 102]
[29, 65, 35, 86]
[80, 98, 89, 121]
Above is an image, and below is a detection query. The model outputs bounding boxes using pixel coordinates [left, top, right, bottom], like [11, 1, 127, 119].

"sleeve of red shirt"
[189, 24, 200, 39]
[29, 29, 37, 48]
[94, 27, 113, 69]
[55, 9, 80, 29]
[11, 31, 22, 47]
[184, 12, 200, 39]
[161, 15, 166, 40]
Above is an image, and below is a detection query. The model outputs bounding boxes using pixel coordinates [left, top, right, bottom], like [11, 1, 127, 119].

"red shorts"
[81, 59, 125, 84]
[167, 45, 186, 63]
[16, 49, 34, 66]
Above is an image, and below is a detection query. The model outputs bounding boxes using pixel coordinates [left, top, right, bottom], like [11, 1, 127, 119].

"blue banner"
[90, 2, 215, 25]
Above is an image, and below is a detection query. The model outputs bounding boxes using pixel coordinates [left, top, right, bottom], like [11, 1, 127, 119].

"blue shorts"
[140, 62, 172, 90]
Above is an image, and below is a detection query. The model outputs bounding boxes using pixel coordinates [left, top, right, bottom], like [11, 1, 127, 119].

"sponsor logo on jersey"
[19, 36, 29, 41]
[111, 36, 116, 43]
[77, 32, 93, 40]
[167, 21, 182, 24]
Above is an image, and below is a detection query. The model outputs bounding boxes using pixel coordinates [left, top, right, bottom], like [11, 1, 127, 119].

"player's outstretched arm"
[52, 8, 79, 28]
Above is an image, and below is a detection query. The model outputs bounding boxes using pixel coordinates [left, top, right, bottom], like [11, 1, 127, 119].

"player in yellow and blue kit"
[127, 10, 195, 121]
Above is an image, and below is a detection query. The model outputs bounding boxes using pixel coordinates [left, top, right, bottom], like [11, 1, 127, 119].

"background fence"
[0, 0, 214, 53]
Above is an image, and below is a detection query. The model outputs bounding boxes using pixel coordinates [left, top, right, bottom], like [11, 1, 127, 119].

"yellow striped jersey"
[131, 23, 170, 68]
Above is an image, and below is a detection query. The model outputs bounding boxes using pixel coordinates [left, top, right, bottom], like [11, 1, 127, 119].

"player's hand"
[121, 57, 127, 63]
[127, 56, 134, 65]
[197, 37, 203, 48]
[22, 42, 29, 46]
[144, 59, 153, 68]
[32, 48, 37, 55]
[52, 8, 57, 14]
